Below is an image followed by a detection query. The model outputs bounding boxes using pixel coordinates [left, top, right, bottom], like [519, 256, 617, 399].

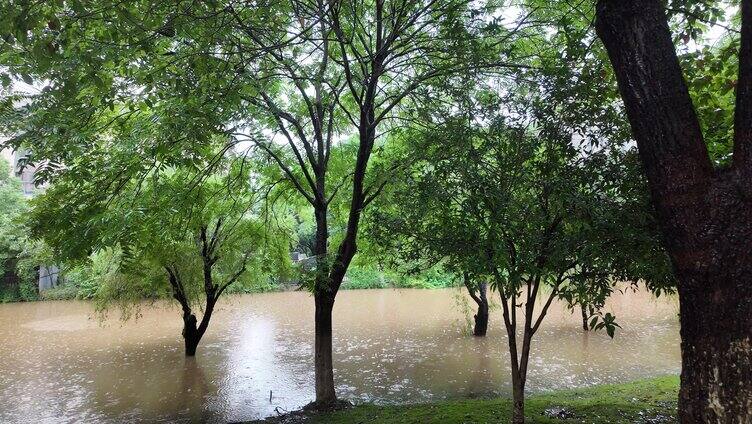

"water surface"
[0, 287, 680, 423]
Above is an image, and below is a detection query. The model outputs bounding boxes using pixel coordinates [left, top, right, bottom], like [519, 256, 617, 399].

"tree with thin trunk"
[30, 160, 289, 357]
[164, 220, 254, 356]
[596, 1, 752, 421]
[367, 108, 663, 422]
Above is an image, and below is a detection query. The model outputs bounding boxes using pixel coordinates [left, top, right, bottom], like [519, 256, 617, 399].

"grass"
[254, 376, 679, 424]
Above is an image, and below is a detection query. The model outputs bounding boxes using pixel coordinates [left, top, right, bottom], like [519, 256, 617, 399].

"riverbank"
[249, 376, 679, 424]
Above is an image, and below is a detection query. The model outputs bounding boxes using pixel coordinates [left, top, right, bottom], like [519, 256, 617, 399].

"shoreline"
[246, 376, 679, 424]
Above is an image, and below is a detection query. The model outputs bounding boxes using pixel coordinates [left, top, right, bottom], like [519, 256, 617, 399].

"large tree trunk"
[678, 266, 752, 422]
[596, 1, 752, 421]
[314, 292, 337, 405]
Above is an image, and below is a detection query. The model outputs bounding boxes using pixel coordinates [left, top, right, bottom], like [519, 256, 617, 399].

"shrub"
[342, 265, 457, 290]
[343, 266, 390, 289]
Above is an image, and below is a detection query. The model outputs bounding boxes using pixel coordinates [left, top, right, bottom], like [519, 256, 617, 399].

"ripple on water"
[0, 288, 680, 423]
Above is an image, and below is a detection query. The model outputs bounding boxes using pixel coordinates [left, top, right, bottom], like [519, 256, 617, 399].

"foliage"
[59, 248, 132, 301]
[0, 157, 27, 274]
[512, 0, 740, 164]
[342, 266, 390, 290]
[29, 154, 291, 317]
[0, 0, 534, 303]
[342, 265, 456, 290]
[368, 110, 673, 336]
[0, 157, 51, 301]
[680, 35, 740, 165]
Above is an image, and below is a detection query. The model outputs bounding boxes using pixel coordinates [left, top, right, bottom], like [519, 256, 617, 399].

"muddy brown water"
[0, 287, 680, 423]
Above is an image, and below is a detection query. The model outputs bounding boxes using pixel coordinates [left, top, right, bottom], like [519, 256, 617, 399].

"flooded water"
[0, 287, 680, 423]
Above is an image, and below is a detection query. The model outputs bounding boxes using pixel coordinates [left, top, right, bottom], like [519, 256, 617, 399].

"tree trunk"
[306, 52, 378, 407]
[311, 200, 342, 407]
[182, 299, 215, 357]
[499, 286, 534, 424]
[511, 374, 525, 424]
[580, 304, 588, 332]
[314, 292, 337, 405]
[677, 272, 752, 423]
[473, 282, 489, 337]
[307, 111, 372, 407]
[473, 301, 489, 337]
[183, 312, 200, 357]
[596, 1, 752, 421]
[509, 333, 531, 424]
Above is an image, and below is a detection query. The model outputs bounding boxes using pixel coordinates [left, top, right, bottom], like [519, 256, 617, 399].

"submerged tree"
[596, 1, 752, 421]
[31, 158, 289, 356]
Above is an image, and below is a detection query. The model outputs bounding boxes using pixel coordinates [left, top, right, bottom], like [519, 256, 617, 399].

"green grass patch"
[259, 376, 679, 424]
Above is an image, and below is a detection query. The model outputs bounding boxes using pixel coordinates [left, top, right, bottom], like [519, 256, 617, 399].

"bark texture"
[596, 1, 752, 422]
[314, 292, 336, 404]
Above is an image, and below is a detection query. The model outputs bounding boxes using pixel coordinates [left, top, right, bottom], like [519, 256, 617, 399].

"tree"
[595, 1, 752, 421]
[368, 111, 669, 423]
[31, 160, 289, 356]
[236, 0, 524, 406]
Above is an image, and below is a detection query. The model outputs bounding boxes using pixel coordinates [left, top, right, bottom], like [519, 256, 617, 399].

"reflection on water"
[0, 287, 680, 423]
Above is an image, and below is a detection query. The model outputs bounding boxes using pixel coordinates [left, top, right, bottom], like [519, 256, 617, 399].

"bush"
[0, 285, 19, 302]
[17, 278, 38, 301]
[343, 266, 390, 289]
[226, 276, 283, 294]
[342, 265, 457, 290]
[38, 283, 78, 301]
